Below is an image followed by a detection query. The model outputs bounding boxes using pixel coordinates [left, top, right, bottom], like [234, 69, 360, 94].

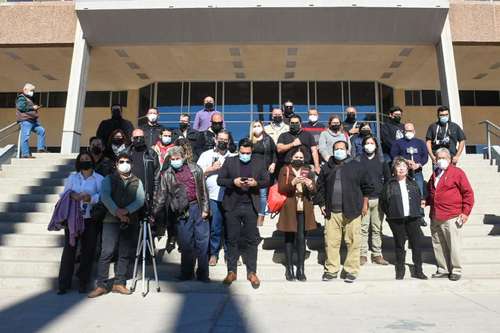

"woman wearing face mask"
[356, 135, 391, 266]
[57, 152, 104, 294]
[249, 121, 277, 225]
[349, 122, 373, 159]
[379, 157, 428, 280]
[153, 129, 175, 169]
[105, 129, 130, 160]
[277, 147, 316, 281]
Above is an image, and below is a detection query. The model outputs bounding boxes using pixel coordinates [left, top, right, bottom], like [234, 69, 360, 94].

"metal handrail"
[0, 121, 21, 159]
[479, 120, 500, 164]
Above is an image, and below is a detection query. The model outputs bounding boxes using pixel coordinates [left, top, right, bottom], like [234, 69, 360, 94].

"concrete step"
[0, 221, 61, 234]
[0, 202, 55, 213]
[0, 212, 53, 223]
[0, 178, 65, 187]
[0, 164, 74, 173]
[9, 159, 75, 167]
[0, 233, 64, 247]
[0, 193, 60, 203]
[0, 185, 65, 195]
[0, 170, 71, 179]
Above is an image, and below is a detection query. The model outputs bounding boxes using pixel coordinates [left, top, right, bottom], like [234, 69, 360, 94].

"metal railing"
[0, 122, 21, 159]
[479, 120, 500, 164]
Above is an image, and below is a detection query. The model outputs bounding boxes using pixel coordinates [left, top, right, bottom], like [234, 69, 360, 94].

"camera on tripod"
[434, 136, 450, 147]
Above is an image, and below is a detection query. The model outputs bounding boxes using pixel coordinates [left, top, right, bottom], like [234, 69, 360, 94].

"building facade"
[0, 0, 499, 151]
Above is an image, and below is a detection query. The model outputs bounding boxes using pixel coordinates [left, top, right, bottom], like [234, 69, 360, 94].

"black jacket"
[315, 157, 374, 219]
[195, 128, 236, 158]
[380, 118, 404, 155]
[355, 153, 391, 199]
[140, 123, 164, 148]
[251, 134, 277, 169]
[380, 177, 423, 221]
[154, 162, 209, 217]
[217, 155, 270, 213]
[96, 117, 134, 144]
[172, 128, 200, 160]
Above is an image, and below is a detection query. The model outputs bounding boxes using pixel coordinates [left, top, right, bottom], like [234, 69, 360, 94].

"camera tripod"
[130, 218, 160, 297]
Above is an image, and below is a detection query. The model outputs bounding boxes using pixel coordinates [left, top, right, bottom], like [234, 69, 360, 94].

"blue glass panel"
[227, 122, 252, 142]
[223, 111, 251, 122]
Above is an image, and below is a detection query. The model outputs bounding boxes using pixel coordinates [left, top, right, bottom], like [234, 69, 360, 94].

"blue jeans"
[209, 199, 227, 258]
[176, 202, 210, 279]
[413, 171, 425, 197]
[20, 120, 46, 157]
[258, 187, 268, 217]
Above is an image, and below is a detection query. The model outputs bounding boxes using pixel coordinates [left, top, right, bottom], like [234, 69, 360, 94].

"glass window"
[459, 90, 475, 106]
[282, 81, 308, 113]
[224, 81, 251, 117]
[316, 81, 343, 123]
[226, 122, 251, 142]
[475, 90, 500, 106]
[157, 82, 183, 126]
[436, 90, 442, 106]
[189, 82, 216, 113]
[379, 84, 394, 115]
[111, 91, 128, 107]
[349, 81, 375, 108]
[48, 92, 67, 108]
[85, 91, 110, 108]
[309, 82, 316, 106]
[422, 90, 438, 106]
[252, 81, 279, 123]
[138, 84, 152, 122]
[405, 90, 421, 106]
[0, 93, 17, 108]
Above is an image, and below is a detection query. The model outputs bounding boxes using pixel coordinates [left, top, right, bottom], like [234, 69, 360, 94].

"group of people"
[36, 89, 474, 297]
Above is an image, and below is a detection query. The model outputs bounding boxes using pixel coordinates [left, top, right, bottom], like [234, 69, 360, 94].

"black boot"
[295, 239, 306, 282]
[395, 265, 405, 280]
[284, 242, 295, 281]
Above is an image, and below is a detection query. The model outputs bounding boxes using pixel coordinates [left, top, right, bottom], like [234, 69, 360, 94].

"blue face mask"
[239, 153, 252, 163]
[439, 116, 449, 124]
[171, 159, 184, 170]
[334, 149, 347, 161]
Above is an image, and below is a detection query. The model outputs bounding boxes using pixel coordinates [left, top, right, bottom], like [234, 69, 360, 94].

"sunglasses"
[118, 160, 130, 164]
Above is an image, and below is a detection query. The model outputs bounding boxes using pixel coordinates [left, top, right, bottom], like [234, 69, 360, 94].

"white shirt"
[197, 149, 235, 201]
[399, 179, 410, 217]
[62, 171, 104, 218]
[434, 169, 445, 188]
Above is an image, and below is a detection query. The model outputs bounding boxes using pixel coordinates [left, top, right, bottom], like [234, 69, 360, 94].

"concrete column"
[436, 14, 463, 127]
[61, 19, 90, 154]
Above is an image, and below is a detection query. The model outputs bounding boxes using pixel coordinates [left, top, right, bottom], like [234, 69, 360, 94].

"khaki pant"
[360, 199, 384, 257]
[431, 217, 463, 275]
[324, 213, 361, 276]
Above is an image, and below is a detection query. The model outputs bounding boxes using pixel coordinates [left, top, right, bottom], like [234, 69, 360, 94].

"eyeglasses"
[118, 160, 130, 164]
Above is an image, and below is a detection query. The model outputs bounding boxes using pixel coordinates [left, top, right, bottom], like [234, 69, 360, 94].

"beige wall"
[0, 89, 139, 148]
[394, 89, 500, 146]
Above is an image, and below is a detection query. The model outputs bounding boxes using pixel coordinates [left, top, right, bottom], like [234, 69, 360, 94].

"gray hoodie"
[318, 129, 350, 161]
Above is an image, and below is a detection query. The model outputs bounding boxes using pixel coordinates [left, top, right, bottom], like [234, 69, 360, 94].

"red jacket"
[426, 165, 474, 221]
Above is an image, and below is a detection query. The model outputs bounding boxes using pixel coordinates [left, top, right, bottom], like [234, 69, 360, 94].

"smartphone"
[300, 169, 309, 178]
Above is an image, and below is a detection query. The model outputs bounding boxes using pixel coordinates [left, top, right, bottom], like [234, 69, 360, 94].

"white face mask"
[309, 115, 318, 123]
[161, 136, 171, 145]
[26, 91, 34, 97]
[364, 143, 376, 154]
[405, 132, 415, 140]
[437, 158, 449, 170]
[147, 114, 158, 123]
[253, 127, 263, 136]
[117, 162, 131, 174]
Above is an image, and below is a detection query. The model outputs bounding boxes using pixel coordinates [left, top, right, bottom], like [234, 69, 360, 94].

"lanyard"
[434, 123, 448, 143]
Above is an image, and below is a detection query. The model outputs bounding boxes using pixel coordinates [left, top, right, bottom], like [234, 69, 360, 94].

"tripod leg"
[147, 222, 161, 292]
[130, 224, 144, 293]
[142, 221, 147, 297]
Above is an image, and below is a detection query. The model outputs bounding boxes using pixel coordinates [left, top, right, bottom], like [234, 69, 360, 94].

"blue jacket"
[390, 137, 428, 167]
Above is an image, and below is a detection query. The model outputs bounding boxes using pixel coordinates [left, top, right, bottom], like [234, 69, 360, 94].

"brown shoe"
[111, 284, 132, 295]
[247, 272, 261, 289]
[87, 287, 108, 298]
[223, 272, 237, 286]
[372, 255, 389, 265]
[209, 255, 218, 266]
[257, 215, 265, 226]
[360, 256, 368, 266]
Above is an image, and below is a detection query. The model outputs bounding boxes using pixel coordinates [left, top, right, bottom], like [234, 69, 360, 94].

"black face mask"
[290, 123, 301, 134]
[346, 113, 356, 122]
[217, 141, 228, 151]
[272, 116, 283, 125]
[360, 129, 371, 136]
[284, 106, 294, 116]
[291, 159, 304, 168]
[330, 124, 341, 132]
[204, 102, 214, 110]
[132, 136, 146, 148]
[90, 146, 102, 155]
[111, 108, 122, 119]
[80, 161, 94, 171]
[179, 122, 189, 131]
[112, 138, 124, 146]
[393, 116, 402, 123]
[211, 122, 223, 133]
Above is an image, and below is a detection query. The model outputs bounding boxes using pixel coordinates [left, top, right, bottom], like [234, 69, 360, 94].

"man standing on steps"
[316, 140, 373, 283]
[426, 148, 474, 281]
[217, 138, 270, 289]
[16, 83, 46, 158]
[140, 107, 163, 148]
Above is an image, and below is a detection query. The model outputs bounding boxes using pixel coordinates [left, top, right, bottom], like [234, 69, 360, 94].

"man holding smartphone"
[16, 83, 46, 158]
[217, 138, 270, 289]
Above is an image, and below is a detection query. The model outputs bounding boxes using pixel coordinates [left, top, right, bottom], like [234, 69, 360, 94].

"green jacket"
[15, 93, 38, 122]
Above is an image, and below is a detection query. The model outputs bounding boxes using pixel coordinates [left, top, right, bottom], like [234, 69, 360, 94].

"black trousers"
[225, 203, 258, 274]
[284, 213, 306, 260]
[96, 222, 137, 288]
[388, 218, 423, 273]
[58, 219, 100, 290]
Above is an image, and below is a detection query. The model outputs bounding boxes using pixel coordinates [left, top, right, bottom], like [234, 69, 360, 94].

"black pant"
[58, 219, 100, 290]
[388, 218, 423, 273]
[284, 213, 306, 260]
[96, 222, 137, 288]
[225, 203, 258, 274]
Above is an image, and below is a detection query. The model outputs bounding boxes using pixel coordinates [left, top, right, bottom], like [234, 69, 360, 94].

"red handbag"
[267, 167, 290, 215]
